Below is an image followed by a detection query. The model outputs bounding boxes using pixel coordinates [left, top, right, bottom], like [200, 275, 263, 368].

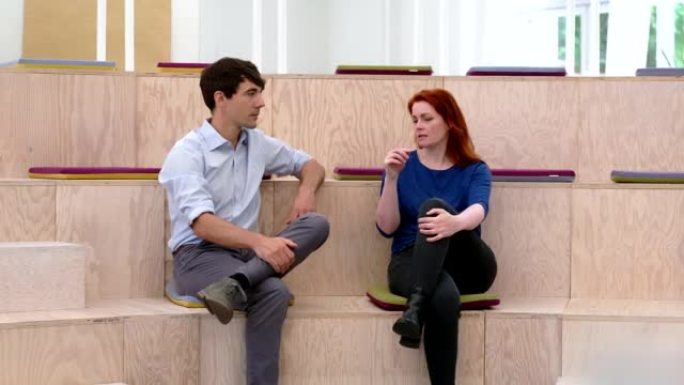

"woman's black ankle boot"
[392, 287, 425, 348]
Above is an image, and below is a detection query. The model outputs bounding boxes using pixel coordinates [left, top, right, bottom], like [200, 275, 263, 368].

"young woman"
[376, 88, 497, 384]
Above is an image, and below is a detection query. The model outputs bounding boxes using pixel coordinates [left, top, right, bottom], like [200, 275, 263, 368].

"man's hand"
[286, 188, 316, 224]
[253, 235, 298, 273]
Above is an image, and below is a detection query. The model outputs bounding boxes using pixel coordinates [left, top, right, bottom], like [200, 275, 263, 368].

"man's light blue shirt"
[159, 119, 311, 251]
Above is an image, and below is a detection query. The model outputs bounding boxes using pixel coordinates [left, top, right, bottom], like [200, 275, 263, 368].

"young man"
[159, 57, 330, 385]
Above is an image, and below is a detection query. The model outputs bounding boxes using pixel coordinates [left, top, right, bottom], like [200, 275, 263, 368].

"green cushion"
[610, 170, 684, 183]
[367, 284, 500, 311]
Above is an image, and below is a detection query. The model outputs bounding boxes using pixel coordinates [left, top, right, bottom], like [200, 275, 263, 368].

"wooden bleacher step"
[484, 296, 568, 385]
[0, 242, 87, 312]
[1, 295, 483, 385]
[0, 298, 203, 385]
[561, 298, 684, 385]
[95, 383, 128, 385]
[555, 377, 584, 385]
[202, 295, 484, 385]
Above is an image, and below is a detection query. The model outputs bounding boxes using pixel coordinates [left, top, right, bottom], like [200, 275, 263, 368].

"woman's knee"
[419, 198, 453, 216]
[425, 274, 461, 319]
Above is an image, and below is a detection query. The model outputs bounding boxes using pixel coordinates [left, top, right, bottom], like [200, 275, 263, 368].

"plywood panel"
[445, 78, 579, 172]
[578, 80, 684, 182]
[124, 316, 200, 385]
[271, 77, 442, 174]
[490, 296, 568, 317]
[199, 297, 483, 385]
[0, 322, 124, 385]
[23, 0, 96, 60]
[3, 73, 136, 172]
[457, 313, 486, 385]
[259, 182, 275, 236]
[565, 298, 684, 321]
[135, 0, 171, 72]
[483, 185, 572, 297]
[107, 0, 170, 72]
[275, 181, 390, 296]
[59, 74, 137, 167]
[280, 317, 374, 385]
[200, 316, 246, 385]
[572, 188, 684, 300]
[485, 316, 562, 385]
[371, 313, 484, 385]
[56, 184, 166, 301]
[563, 319, 684, 384]
[0, 242, 86, 312]
[370, 315, 429, 385]
[0, 184, 56, 241]
[0, 297, 203, 326]
[136, 75, 274, 168]
[0, 73, 31, 177]
[24, 0, 168, 71]
[22, 74, 64, 172]
[107, 0, 125, 71]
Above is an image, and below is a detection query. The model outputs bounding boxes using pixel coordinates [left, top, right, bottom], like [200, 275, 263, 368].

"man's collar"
[198, 119, 249, 151]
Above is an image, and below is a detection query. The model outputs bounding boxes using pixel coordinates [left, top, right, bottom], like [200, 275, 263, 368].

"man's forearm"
[192, 212, 264, 249]
[298, 159, 325, 192]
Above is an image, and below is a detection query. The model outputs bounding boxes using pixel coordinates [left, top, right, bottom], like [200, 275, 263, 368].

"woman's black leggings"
[388, 198, 497, 385]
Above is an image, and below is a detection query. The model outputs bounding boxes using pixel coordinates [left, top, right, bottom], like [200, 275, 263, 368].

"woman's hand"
[418, 208, 464, 242]
[384, 148, 412, 180]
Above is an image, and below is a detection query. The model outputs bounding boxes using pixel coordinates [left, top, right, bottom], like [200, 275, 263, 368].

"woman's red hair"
[407, 89, 480, 166]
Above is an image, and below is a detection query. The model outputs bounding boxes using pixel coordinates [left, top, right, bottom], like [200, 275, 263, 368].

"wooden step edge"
[95, 383, 129, 385]
[564, 298, 684, 322]
[0, 295, 486, 328]
[486, 296, 569, 318]
[0, 298, 204, 329]
[555, 376, 586, 385]
[5, 177, 682, 190]
[19, 295, 673, 330]
[0, 241, 84, 249]
[0, 178, 161, 186]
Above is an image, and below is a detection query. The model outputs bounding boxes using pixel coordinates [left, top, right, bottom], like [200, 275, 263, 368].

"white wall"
[168, 0, 678, 75]
[169, 0, 567, 74]
[199, 0, 253, 63]
[479, 0, 563, 67]
[171, 0, 199, 62]
[287, 0, 330, 74]
[605, 0, 652, 75]
[260, 0, 279, 74]
[327, 0, 386, 71]
[0, 0, 24, 64]
[388, 0, 415, 66]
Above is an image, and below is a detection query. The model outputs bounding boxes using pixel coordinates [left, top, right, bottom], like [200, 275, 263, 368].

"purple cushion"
[467, 66, 567, 76]
[157, 62, 209, 69]
[29, 167, 161, 174]
[333, 167, 384, 176]
[335, 65, 432, 76]
[491, 168, 575, 177]
[491, 168, 575, 182]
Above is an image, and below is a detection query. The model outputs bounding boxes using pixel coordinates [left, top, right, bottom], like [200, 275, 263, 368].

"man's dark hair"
[199, 57, 266, 111]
